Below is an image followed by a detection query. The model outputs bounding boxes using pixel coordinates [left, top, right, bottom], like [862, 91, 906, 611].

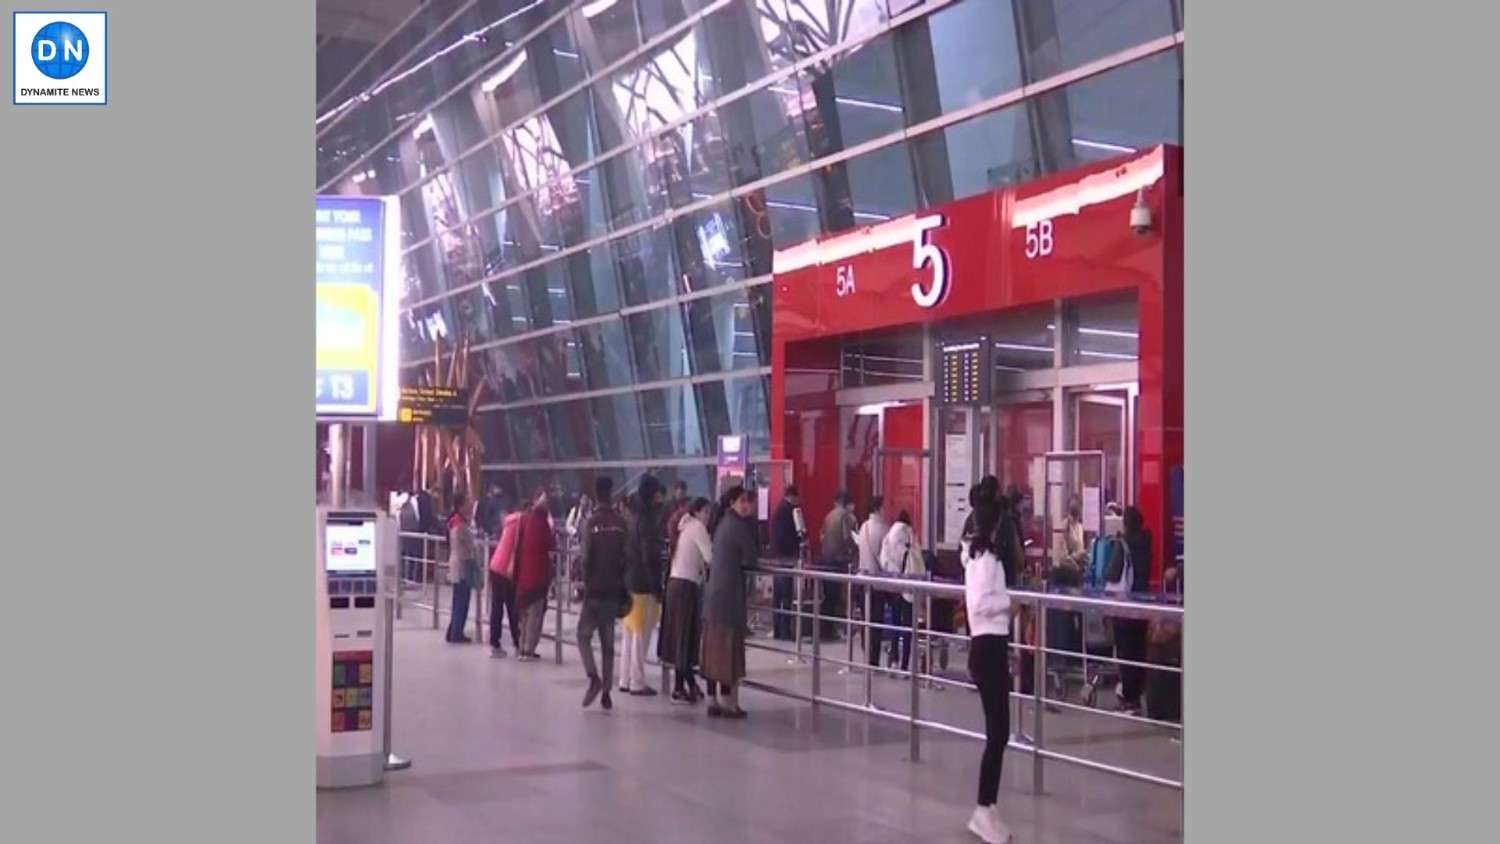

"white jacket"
[963, 548, 1011, 637]
[879, 522, 927, 602]
[855, 513, 891, 574]
[669, 515, 713, 585]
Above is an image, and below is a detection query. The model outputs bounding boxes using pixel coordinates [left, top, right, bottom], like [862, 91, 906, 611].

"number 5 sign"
[909, 214, 949, 309]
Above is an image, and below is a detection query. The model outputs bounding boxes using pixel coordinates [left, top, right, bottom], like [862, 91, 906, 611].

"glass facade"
[316, 0, 1183, 501]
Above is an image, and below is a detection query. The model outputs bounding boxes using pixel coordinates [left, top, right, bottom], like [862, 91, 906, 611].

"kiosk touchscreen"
[315, 508, 395, 788]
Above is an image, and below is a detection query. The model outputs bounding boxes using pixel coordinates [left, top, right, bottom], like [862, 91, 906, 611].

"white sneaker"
[989, 806, 1014, 843]
[967, 806, 1006, 843]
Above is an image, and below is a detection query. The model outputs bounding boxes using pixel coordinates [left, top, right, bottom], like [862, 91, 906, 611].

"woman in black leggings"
[963, 504, 1014, 843]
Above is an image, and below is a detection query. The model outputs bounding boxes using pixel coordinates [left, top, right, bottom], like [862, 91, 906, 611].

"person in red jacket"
[513, 489, 556, 661]
[485, 502, 525, 658]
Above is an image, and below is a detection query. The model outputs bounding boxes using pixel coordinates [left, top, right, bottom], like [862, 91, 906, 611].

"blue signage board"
[316, 196, 388, 417]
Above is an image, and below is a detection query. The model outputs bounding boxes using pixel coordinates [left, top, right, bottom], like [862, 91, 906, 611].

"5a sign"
[835, 264, 856, 297]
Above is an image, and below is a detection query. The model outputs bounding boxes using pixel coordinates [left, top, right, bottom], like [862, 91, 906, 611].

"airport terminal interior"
[315, 1, 1185, 841]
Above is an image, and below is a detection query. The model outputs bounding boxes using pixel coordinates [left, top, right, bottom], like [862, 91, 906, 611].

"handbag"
[615, 587, 634, 619]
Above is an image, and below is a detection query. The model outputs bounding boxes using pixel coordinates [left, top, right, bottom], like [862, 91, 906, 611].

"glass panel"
[578, 318, 634, 389]
[508, 406, 554, 461]
[598, 152, 651, 231]
[841, 326, 925, 388]
[566, 245, 623, 317]
[592, 392, 648, 459]
[994, 400, 1053, 569]
[555, 164, 610, 247]
[628, 304, 691, 383]
[549, 88, 598, 165]
[637, 0, 701, 42]
[1013, 0, 1175, 83]
[640, 385, 707, 458]
[449, 287, 504, 346]
[924, 0, 1023, 113]
[452, 144, 510, 238]
[607, 24, 717, 146]
[841, 142, 918, 231]
[698, 376, 770, 453]
[760, 174, 821, 249]
[684, 287, 762, 374]
[678, 202, 749, 291]
[548, 400, 597, 459]
[937, 304, 1056, 374]
[1076, 397, 1125, 505]
[912, 102, 1037, 206]
[487, 334, 574, 398]
[1057, 49, 1181, 165]
[1066, 291, 1140, 364]
[573, 0, 642, 71]
[826, 35, 906, 148]
[991, 305, 1056, 372]
[754, 0, 894, 72]
[317, 0, 560, 186]
[318, 0, 471, 109]
[475, 408, 515, 463]
[684, 109, 731, 200]
[613, 225, 679, 306]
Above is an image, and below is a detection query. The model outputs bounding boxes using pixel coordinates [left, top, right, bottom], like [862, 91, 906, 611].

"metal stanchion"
[910, 593, 922, 762]
[474, 576, 484, 644]
[793, 556, 805, 663]
[429, 540, 439, 630]
[810, 578, 821, 707]
[395, 560, 403, 621]
[844, 580, 855, 675]
[553, 571, 563, 665]
[864, 585, 874, 706]
[382, 594, 411, 772]
[1033, 604, 1047, 795]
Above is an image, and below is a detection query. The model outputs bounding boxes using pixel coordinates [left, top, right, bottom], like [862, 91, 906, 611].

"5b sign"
[13, 12, 107, 105]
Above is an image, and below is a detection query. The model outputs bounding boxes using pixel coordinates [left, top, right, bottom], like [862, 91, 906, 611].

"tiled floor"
[317, 610, 1183, 843]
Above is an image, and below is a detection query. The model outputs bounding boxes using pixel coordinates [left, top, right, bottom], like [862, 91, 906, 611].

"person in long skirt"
[963, 503, 1014, 843]
[700, 486, 758, 719]
[662, 497, 712, 704]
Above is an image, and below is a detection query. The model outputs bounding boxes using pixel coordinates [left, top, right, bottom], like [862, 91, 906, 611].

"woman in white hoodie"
[963, 504, 1014, 844]
[662, 498, 713, 705]
[877, 510, 926, 672]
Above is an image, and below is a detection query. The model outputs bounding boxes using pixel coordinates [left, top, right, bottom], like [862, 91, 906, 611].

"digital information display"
[316, 196, 396, 418]
[937, 336, 991, 405]
[397, 386, 468, 427]
[325, 518, 377, 574]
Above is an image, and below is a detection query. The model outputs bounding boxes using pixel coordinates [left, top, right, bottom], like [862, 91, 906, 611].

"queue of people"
[431, 471, 1175, 844]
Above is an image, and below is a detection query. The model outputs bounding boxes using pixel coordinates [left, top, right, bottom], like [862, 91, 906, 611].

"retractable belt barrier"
[395, 533, 1185, 793]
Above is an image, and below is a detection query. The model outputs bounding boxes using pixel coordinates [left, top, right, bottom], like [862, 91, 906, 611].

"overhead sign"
[316, 195, 399, 419]
[396, 386, 468, 427]
[770, 147, 1171, 344]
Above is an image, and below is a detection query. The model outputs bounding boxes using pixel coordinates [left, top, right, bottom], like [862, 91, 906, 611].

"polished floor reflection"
[317, 613, 1182, 843]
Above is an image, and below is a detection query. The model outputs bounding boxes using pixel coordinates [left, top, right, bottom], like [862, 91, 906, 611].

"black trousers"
[488, 572, 520, 650]
[869, 591, 913, 669]
[772, 574, 795, 640]
[1115, 619, 1150, 705]
[969, 634, 1012, 806]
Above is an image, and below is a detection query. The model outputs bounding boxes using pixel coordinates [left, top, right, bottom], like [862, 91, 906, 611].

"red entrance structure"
[769, 146, 1182, 587]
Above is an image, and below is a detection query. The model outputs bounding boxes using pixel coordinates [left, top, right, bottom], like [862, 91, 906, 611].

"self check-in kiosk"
[315, 507, 397, 788]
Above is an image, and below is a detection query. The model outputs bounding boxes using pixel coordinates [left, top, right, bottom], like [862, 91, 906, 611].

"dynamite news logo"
[13, 11, 107, 105]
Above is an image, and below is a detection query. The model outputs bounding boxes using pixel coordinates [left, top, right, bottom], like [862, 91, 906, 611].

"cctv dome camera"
[1129, 190, 1152, 236]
